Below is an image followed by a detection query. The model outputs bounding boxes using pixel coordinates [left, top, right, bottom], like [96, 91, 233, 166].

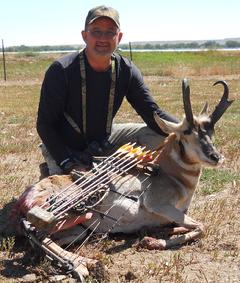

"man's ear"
[81, 30, 87, 43]
[117, 32, 123, 44]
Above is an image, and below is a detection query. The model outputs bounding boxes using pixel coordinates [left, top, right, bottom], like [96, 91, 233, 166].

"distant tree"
[187, 42, 199, 48]
[225, 40, 240, 48]
[143, 43, 153, 49]
[119, 44, 129, 50]
[202, 40, 220, 49]
[154, 44, 162, 49]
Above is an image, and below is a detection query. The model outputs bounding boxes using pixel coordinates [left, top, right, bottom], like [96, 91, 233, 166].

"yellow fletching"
[117, 143, 133, 153]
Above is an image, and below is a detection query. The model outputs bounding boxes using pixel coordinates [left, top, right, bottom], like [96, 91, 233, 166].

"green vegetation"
[200, 168, 240, 195]
[1, 44, 83, 53]
[2, 50, 240, 81]
[0, 237, 15, 254]
[122, 39, 240, 50]
[0, 53, 55, 81]
[120, 50, 240, 76]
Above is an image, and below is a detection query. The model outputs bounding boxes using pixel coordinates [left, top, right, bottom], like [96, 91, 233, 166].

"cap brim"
[88, 16, 120, 28]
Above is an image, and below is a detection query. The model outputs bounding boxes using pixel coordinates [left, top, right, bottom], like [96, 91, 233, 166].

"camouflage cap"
[85, 5, 120, 29]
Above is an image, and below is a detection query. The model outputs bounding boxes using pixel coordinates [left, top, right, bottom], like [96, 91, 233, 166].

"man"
[37, 5, 178, 175]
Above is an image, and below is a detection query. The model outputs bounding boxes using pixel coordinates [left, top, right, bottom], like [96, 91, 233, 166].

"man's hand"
[60, 157, 90, 174]
[65, 162, 87, 174]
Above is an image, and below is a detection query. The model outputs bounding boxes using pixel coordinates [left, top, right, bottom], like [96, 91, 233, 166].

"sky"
[1, 0, 239, 47]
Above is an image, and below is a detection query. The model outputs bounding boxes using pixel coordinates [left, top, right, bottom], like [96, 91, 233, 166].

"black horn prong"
[182, 78, 194, 128]
[213, 80, 229, 99]
[210, 80, 234, 126]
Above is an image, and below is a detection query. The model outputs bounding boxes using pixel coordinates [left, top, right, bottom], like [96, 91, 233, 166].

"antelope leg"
[138, 227, 203, 250]
[147, 204, 203, 230]
[137, 205, 204, 250]
[162, 226, 190, 235]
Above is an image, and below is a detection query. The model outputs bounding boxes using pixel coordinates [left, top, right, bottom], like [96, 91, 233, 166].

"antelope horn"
[210, 81, 234, 126]
[182, 78, 194, 129]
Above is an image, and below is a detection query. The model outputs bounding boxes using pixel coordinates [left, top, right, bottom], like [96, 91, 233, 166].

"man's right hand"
[59, 158, 87, 174]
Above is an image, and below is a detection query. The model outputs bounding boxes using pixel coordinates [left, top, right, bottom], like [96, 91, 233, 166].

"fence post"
[2, 39, 7, 81]
[129, 42, 133, 61]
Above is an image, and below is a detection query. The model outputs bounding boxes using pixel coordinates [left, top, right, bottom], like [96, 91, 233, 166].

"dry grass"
[0, 51, 239, 282]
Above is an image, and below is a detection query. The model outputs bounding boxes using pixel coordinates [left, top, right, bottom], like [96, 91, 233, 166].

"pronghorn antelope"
[79, 79, 233, 249]
[11, 79, 233, 278]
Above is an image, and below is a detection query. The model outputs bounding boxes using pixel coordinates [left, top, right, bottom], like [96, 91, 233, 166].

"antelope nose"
[210, 152, 220, 162]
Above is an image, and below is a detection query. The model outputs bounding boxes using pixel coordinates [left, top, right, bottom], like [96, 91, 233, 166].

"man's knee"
[109, 123, 165, 150]
[136, 127, 165, 150]
[39, 144, 62, 175]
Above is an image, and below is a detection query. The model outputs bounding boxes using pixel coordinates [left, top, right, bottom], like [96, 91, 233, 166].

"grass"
[0, 237, 15, 254]
[199, 168, 239, 195]
[0, 50, 240, 282]
[120, 50, 240, 76]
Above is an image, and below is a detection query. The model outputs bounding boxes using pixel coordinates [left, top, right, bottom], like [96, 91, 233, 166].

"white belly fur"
[84, 173, 168, 233]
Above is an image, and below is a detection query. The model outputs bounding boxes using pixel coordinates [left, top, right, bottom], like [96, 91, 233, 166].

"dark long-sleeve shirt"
[37, 51, 177, 165]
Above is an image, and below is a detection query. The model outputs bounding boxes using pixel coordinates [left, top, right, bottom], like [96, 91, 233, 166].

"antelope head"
[154, 79, 234, 166]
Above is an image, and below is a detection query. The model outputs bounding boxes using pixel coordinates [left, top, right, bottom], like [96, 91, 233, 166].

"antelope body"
[78, 80, 233, 249]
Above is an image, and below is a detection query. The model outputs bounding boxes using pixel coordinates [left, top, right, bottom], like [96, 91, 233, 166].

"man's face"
[82, 17, 123, 57]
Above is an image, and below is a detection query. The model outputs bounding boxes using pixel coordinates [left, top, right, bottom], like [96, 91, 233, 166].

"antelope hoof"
[137, 236, 166, 250]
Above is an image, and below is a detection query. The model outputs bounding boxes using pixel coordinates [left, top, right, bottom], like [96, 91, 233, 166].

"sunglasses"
[87, 30, 118, 39]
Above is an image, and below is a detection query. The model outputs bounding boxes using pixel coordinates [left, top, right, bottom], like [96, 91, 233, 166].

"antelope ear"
[154, 112, 180, 134]
[199, 102, 209, 115]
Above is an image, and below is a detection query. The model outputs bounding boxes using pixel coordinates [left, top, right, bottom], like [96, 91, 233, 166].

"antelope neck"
[153, 134, 201, 189]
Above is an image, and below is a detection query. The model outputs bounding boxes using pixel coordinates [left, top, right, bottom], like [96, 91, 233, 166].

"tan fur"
[153, 133, 201, 191]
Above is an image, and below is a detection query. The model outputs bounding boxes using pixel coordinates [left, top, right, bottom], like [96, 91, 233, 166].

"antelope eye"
[183, 128, 192, 135]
